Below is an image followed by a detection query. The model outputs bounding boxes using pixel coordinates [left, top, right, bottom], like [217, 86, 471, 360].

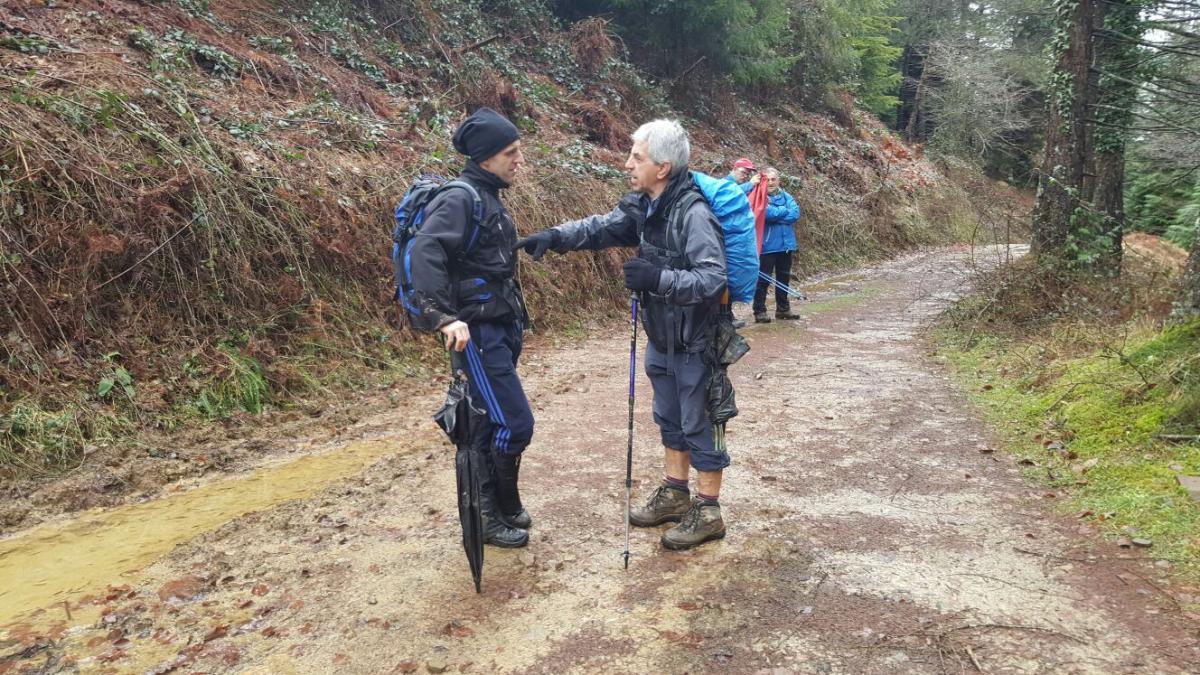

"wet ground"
[2, 246, 1198, 674]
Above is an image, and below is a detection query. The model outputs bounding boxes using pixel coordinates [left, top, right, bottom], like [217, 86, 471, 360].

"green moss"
[939, 318, 1200, 579]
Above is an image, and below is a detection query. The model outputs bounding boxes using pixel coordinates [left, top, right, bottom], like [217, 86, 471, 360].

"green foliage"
[193, 346, 272, 418]
[1166, 181, 1200, 249]
[178, 0, 211, 17]
[1126, 167, 1194, 238]
[788, 0, 902, 116]
[847, 14, 903, 117]
[566, 0, 795, 86]
[1066, 205, 1116, 267]
[940, 318, 1200, 578]
[0, 29, 57, 55]
[555, 139, 626, 179]
[1093, 0, 1144, 155]
[128, 28, 243, 79]
[8, 81, 128, 132]
[0, 402, 89, 477]
[248, 35, 294, 55]
[96, 353, 135, 402]
[561, 0, 902, 116]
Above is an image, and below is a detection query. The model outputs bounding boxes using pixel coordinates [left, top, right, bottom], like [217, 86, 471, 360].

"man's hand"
[440, 320, 470, 352]
[749, 172, 761, 185]
[623, 257, 662, 293]
[513, 229, 561, 262]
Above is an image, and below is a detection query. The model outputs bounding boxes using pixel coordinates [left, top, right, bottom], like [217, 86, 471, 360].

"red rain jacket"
[747, 179, 769, 254]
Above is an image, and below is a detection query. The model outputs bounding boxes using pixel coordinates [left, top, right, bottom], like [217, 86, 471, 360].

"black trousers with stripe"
[462, 320, 535, 455]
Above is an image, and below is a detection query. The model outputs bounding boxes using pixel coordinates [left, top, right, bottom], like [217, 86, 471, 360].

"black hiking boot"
[481, 489, 529, 548]
[661, 498, 726, 550]
[479, 454, 528, 548]
[629, 484, 691, 527]
[483, 516, 528, 548]
[754, 312, 772, 324]
[493, 453, 532, 529]
[775, 309, 801, 320]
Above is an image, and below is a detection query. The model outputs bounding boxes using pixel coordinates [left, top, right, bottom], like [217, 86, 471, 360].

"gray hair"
[631, 119, 690, 174]
[764, 167, 780, 178]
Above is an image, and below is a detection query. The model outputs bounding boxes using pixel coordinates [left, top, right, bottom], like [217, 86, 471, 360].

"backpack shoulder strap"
[667, 190, 705, 262]
[440, 180, 485, 253]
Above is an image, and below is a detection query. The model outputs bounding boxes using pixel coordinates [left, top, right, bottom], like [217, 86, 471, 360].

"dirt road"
[3, 247, 1198, 674]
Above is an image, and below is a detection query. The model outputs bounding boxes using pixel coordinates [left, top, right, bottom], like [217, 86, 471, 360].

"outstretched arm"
[552, 202, 640, 251]
[515, 199, 641, 260]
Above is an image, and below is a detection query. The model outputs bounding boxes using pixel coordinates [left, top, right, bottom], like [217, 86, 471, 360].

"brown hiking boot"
[661, 499, 726, 550]
[629, 485, 690, 527]
[775, 310, 801, 320]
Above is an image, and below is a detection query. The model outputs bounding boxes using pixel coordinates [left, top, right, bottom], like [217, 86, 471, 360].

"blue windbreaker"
[761, 189, 800, 254]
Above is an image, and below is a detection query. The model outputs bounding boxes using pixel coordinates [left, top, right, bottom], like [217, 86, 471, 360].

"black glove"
[513, 229, 561, 262]
[623, 257, 663, 292]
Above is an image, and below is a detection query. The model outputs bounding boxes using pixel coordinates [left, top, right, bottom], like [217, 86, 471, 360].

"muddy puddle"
[0, 436, 413, 628]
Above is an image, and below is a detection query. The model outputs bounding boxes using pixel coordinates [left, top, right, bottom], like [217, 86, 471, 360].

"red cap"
[733, 157, 756, 170]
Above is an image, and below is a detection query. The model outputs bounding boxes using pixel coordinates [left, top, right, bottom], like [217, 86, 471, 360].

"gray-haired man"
[515, 120, 730, 550]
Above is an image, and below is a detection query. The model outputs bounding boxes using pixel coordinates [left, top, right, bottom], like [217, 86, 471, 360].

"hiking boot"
[483, 515, 529, 548]
[753, 312, 772, 324]
[775, 310, 801, 320]
[732, 318, 747, 329]
[500, 507, 532, 530]
[493, 453, 532, 529]
[479, 460, 528, 548]
[661, 498, 726, 550]
[629, 485, 691, 527]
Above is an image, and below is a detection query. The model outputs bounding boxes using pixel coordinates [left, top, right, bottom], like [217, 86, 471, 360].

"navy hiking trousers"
[644, 343, 731, 472]
[464, 320, 534, 455]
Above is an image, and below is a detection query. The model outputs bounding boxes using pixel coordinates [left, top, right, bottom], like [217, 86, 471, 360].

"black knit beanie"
[452, 107, 520, 163]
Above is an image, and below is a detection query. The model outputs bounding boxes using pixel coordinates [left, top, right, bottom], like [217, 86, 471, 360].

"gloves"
[623, 257, 662, 293]
[513, 229, 561, 261]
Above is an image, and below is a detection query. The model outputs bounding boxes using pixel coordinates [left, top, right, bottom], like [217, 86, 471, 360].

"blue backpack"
[690, 171, 759, 303]
[391, 175, 483, 329]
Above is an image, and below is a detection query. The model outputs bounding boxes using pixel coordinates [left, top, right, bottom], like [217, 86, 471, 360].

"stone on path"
[1177, 474, 1200, 502]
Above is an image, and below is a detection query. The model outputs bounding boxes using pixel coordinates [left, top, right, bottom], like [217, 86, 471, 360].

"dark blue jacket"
[761, 189, 800, 254]
[406, 162, 525, 329]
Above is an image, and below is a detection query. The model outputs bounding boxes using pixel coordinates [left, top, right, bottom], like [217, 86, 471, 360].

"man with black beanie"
[406, 107, 533, 548]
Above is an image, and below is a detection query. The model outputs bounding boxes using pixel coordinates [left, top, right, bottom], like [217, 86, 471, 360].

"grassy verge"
[938, 293, 1200, 580]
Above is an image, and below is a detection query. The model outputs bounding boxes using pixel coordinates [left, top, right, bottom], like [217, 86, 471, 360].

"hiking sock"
[663, 476, 689, 492]
[697, 493, 719, 505]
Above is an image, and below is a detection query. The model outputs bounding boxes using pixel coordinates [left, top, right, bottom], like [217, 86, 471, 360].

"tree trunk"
[1092, 156, 1125, 271]
[904, 58, 928, 143]
[897, 44, 923, 137]
[1090, 0, 1143, 275]
[1080, 0, 1107, 205]
[1031, 0, 1097, 263]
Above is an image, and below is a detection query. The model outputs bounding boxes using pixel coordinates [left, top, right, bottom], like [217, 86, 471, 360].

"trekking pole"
[623, 293, 638, 570]
[758, 271, 807, 300]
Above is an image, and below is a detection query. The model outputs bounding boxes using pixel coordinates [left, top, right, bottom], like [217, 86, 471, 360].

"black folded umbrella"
[434, 366, 487, 593]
